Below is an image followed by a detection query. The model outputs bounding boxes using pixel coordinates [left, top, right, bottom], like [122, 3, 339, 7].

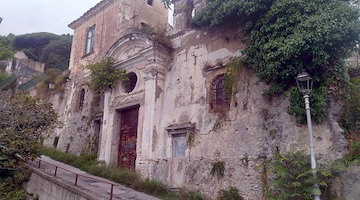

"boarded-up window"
[172, 133, 187, 157]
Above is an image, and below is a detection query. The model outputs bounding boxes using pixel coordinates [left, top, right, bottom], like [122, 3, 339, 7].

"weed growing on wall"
[217, 187, 244, 200]
[211, 161, 226, 179]
[86, 57, 127, 95]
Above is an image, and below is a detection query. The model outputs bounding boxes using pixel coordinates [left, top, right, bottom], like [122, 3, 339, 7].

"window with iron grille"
[85, 25, 95, 55]
[211, 74, 230, 110]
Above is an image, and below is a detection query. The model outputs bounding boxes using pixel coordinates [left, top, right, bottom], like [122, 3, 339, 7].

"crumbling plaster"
[48, 0, 349, 199]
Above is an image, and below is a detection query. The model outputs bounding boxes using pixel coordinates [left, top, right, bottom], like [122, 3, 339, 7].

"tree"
[0, 92, 59, 199]
[0, 34, 14, 60]
[0, 92, 59, 167]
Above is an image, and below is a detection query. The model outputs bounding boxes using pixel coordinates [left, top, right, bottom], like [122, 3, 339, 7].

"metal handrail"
[36, 159, 118, 200]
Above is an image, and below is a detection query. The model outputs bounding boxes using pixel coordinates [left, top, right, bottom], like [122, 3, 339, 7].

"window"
[166, 123, 195, 158]
[147, 0, 153, 6]
[211, 74, 230, 110]
[122, 72, 137, 93]
[172, 133, 187, 157]
[78, 89, 85, 109]
[85, 25, 95, 55]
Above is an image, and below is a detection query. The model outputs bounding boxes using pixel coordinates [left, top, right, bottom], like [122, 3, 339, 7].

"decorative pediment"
[104, 33, 152, 63]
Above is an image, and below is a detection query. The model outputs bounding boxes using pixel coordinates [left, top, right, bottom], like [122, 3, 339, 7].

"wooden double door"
[118, 107, 139, 170]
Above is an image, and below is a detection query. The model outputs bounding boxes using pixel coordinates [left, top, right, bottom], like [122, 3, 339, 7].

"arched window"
[78, 89, 85, 109]
[211, 75, 230, 110]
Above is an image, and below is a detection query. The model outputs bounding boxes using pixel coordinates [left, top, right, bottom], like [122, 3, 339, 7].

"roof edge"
[68, 0, 113, 29]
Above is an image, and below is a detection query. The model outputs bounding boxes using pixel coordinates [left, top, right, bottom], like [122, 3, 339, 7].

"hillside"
[0, 32, 72, 71]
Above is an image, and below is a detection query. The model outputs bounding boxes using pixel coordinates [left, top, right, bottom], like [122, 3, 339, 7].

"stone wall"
[3, 58, 44, 88]
[332, 164, 360, 200]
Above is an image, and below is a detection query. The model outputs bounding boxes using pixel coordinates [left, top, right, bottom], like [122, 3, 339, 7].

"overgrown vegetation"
[36, 68, 69, 97]
[0, 71, 9, 83]
[264, 148, 360, 200]
[0, 92, 59, 200]
[342, 77, 360, 132]
[86, 57, 127, 95]
[0, 34, 15, 60]
[192, 0, 360, 123]
[217, 187, 244, 200]
[341, 76, 360, 161]
[210, 161, 226, 179]
[0, 168, 30, 200]
[265, 151, 336, 200]
[287, 86, 328, 124]
[40, 146, 207, 200]
[0, 32, 71, 70]
[224, 58, 242, 98]
[139, 24, 172, 48]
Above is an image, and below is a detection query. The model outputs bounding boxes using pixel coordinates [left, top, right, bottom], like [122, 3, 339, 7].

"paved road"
[30, 155, 162, 200]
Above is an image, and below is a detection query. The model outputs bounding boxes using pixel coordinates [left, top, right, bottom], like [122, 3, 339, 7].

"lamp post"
[295, 70, 321, 200]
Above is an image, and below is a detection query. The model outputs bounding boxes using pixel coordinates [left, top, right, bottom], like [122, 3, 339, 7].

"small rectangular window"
[85, 25, 95, 55]
[147, 0, 153, 6]
[172, 133, 187, 157]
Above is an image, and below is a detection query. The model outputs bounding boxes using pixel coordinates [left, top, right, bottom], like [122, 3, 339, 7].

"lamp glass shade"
[295, 70, 313, 95]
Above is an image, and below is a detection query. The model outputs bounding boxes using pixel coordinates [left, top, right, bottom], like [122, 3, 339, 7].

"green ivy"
[224, 58, 242, 97]
[342, 77, 360, 131]
[287, 86, 328, 124]
[86, 57, 127, 95]
[192, 0, 360, 123]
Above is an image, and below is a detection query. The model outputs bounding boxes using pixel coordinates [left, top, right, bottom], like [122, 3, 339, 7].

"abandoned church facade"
[48, 0, 348, 198]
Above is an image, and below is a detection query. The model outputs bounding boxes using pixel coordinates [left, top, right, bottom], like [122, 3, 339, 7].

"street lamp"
[295, 69, 321, 200]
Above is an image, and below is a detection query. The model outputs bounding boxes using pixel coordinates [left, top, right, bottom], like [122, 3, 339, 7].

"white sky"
[0, 0, 101, 36]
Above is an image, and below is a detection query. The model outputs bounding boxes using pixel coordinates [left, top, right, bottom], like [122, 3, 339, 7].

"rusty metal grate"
[212, 74, 230, 110]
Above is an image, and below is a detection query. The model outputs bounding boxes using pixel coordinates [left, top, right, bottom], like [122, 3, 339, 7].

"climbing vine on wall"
[192, 0, 360, 123]
[224, 58, 242, 98]
[85, 57, 127, 95]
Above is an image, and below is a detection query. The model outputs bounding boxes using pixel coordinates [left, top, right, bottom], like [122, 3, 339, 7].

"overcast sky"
[0, 0, 101, 36]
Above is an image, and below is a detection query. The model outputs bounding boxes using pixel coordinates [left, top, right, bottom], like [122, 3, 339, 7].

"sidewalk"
[29, 155, 162, 200]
